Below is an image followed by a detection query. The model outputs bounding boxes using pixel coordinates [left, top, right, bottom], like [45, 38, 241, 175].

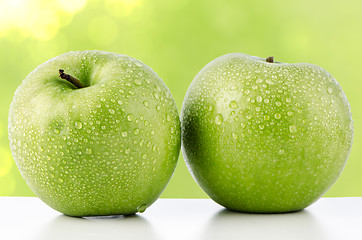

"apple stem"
[59, 69, 84, 89]
[266, 57, 274, 63]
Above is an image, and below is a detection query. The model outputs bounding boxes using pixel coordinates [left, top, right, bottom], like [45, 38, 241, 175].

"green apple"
[8, 50, 180, 217]
[181, 53, 353, 213]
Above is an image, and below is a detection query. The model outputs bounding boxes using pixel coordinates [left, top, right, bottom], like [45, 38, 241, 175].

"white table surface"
[1, 197, 361, 240]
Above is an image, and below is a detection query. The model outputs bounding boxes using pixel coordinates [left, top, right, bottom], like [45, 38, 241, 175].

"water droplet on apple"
[100, 98, 106, 102]
[156, 105, 161, 111]
[134, 128, 140, 135]
[256, 96, 262, 102]
[58, 178, 64, 183]
[287, 111, 293, 116]
[127, 114, 134, 121]
[264, 115, 270, 120]
[215, 114, 223, 125]
[289, 125, 297, 133]
[264, 99, 270, 103]
[286, 98, 292, 103]
[152, 145, 157, 152]
[266, 79, 274, 85]
[274, 113, 281, 119]
[118, 100, 123, 105]
[275, 101, 282, 107]
[240, 122, 246, 128]
[122, 131, 128, 137]
[142, 154, 147, 159]
[143, 100, 149, 107]
[137, 204, 147, 213]
[154, 92, 160, 99]
[101, 126, 107, 130]
[230, 85, 238, 91]
[75, 121, 83, 129]
[232, 133, 238, 139]
[134, 61, 143, 67]
[259, 125, 265, 130]
[279, 149, 285, 155]
[134, 79, 142, 85]
[327, 87, 333, 94]
[109, 109, 115, 114]
[54, 129, 60, 134]
[314, 115, 318, 120]
[86, 148, 92, 154]
[349, 121, 353, 130]
[125, 148, 130, 154]
[229, 101, 238, 109]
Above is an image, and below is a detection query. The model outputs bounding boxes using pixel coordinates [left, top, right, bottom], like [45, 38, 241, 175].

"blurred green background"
[0, 0, 361, 198]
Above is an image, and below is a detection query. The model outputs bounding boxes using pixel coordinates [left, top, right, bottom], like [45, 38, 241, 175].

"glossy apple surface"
[9, 50, 180, 217]
[181, 53, 353, 213]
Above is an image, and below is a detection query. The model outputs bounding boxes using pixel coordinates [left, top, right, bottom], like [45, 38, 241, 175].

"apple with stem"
[181, 53, 353, 213]
[8, 50, 181, 217]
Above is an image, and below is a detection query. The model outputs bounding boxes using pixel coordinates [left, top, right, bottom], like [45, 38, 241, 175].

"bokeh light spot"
[105, 0, 143, 17]
[0, 172, 16, 196]
[30, 9, 60, 41]
[0, 0, 89, 40]
[0, 147, 13, 177]
[88, 15, 119, 46]
[58, 0, 88, 14]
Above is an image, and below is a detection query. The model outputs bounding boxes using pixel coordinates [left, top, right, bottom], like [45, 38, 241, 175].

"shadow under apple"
[201, 208, 331, 240]
[37, 213, 160, 240]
